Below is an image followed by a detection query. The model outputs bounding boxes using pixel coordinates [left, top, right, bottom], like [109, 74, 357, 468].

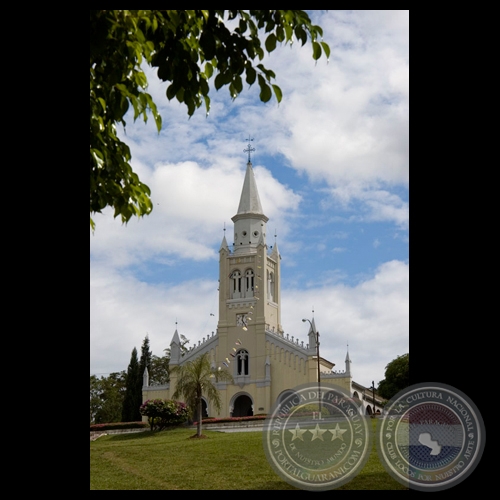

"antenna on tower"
[243, 136, 255, 163]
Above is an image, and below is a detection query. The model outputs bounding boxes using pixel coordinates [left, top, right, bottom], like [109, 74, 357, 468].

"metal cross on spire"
[243, 136, 255, 163]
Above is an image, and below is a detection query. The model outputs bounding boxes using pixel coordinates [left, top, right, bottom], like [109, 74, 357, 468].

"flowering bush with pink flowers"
[139, 399, 189, 431]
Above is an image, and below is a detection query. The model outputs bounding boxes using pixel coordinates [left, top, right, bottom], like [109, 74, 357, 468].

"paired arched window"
[231, 269, 254, 299]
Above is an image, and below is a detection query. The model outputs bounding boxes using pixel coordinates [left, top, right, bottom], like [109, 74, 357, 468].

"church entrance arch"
[231, 393, 253, 417]
[277, 389, 296, 406]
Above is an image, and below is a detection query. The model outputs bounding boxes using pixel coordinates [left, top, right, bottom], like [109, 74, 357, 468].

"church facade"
[143, 160, 380, 417]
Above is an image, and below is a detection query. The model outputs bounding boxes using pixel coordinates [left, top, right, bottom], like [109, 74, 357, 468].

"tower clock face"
[236, 314, 248, 326]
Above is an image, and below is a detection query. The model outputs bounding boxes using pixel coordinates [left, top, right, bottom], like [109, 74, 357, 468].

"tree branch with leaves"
[90, 10, 329, 230]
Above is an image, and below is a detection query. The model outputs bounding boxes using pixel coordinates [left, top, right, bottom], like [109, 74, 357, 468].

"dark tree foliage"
[149, 354, 170, 385]
[139, 334, 153, 380]
[90, 371, 126, 424]
[377, 353, 409, 400]
[121, 347, 141, 422]
[90, 10, 329, 229]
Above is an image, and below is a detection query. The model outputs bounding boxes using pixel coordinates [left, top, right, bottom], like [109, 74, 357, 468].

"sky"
[90, 10, 409, 390]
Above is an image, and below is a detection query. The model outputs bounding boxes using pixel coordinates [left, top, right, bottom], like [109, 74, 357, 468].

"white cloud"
[90, 161, 301, 267]
[282, 260, 409, 387]
[90, 264, 220, 375]
[259, 10, 409, 199]
[91, 259, 408, 390]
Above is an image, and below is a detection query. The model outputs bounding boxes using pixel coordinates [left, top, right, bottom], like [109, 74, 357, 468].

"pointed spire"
[270, 242, 280, 259]
[170, 328, 181, 364]
[220, 235, 229, 252]
[171, 328, 180, 346]
[307, 318, 317, 335]
[236, 162, 265, 216]
[345, 345, 351, 376]
[306, 318, 318, 353]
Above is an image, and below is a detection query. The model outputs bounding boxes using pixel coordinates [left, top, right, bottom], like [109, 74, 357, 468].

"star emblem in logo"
[309, 424, 328, 441]
[289, 423, 308, 442]
[329, 423, 347, 441]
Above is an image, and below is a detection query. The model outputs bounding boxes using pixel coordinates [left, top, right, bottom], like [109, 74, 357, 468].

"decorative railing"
[265, 327, 310, 353]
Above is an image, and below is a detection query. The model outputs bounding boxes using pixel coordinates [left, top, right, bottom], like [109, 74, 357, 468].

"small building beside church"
[143, 159, 383, 417]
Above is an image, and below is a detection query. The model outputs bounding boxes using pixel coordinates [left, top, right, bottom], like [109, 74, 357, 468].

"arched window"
[267, 271, 275, 301]
[231, 270, 242, 298]
[237, 349, 249, 376]
[244, 269, 254, 297]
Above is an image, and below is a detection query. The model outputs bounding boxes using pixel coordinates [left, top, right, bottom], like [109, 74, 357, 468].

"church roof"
[236, 161, 266, 216]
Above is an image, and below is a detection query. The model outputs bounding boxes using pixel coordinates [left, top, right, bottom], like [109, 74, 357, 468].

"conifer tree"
[122, 347, 141, 422]
[139, 334, 152, 379]
[135, 335, 153, 418]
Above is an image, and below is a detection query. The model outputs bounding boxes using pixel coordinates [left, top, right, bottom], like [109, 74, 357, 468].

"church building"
[143, 159, 381, 417]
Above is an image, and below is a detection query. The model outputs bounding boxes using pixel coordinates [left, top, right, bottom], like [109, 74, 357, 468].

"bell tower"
[217, 157, 283, 376]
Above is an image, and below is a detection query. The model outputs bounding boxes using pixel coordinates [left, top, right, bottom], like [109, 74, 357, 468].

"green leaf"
[166, 83, 177, 100]
[232, 75, 243, 94]
[176, 87, 185, 103]
[258, 74, 272, 102]
[272, 84, 282, 103]
[295, 25, 307, 45]
[204, 61, 213, 79]
[245, 66, 256, 86]
[265, 33, 277, 53]
[203, 95, 211, 116]
[97, 98, 106, 111]
[276, 25, 285, 43]
[312, 41, 322, 60]
[214, 72, 225, 91]
[320, 41, 331, 60]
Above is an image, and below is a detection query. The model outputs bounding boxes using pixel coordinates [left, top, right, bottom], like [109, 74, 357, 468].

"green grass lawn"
[90, 424, 406, 490]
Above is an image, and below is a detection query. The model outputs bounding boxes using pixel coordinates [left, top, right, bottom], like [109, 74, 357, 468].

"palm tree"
[171, 352, 233, 437]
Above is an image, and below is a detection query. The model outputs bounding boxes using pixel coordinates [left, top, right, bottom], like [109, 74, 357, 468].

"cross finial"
[243, 136, 255, 163]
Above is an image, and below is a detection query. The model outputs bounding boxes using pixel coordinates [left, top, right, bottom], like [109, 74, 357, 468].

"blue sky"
[90, 10, 409, 389]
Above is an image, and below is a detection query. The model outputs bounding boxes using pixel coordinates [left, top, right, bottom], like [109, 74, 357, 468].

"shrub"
[139, 399, 189, 431]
